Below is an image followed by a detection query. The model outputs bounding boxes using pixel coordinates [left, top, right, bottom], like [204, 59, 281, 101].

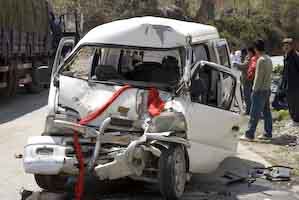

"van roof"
[77, 16, 219, 49]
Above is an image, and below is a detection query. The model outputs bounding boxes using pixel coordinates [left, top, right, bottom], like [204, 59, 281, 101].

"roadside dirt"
[240, 110, 299, 184]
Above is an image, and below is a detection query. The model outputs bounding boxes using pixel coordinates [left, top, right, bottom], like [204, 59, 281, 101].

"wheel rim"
[174, 148, 186, 196]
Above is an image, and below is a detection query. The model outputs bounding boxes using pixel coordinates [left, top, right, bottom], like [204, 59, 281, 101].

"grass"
[273, 110, 290, 122]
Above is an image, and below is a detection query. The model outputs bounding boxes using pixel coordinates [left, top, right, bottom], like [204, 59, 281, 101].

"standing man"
[281, 38, 299, 127]
[240, 39, 273, 141]
[234, 46, 258, 115]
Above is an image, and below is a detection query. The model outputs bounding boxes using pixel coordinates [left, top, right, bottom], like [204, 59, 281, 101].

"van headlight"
[148, 112, 187, 133]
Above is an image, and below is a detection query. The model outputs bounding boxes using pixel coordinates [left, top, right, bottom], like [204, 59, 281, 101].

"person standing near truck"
[281, 38, 299, 127]
[234, 46, 258, 115]
[240, 39, 273, 141]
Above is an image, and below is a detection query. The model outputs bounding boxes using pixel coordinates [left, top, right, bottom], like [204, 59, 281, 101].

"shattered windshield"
[60, 46, 185, 89]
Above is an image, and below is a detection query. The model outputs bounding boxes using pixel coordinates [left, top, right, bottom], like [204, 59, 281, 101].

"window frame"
[60, 46, 96, 81]
[191, 43, 210, 64]
[213, 39, 231, 68]
[190, 61, 237, 112]
[58, 44, 186, 82]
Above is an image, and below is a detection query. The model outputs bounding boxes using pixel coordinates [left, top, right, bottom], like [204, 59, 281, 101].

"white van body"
[23, 17, 243, 199]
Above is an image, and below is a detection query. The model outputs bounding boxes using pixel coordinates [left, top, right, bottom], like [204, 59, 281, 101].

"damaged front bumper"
[23, 132, 189, 181]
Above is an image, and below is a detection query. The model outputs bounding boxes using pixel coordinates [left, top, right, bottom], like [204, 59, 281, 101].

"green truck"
[0, 0, 80, 97]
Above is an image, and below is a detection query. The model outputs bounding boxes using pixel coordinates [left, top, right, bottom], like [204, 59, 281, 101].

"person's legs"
[287, 91, 299, 123]
[263, 90, 273, 137]
[245, 91, 266, 139]
[244, 81, 253, 114]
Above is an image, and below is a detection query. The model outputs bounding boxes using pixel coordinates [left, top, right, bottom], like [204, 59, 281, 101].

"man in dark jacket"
[282, 38, 299, 126]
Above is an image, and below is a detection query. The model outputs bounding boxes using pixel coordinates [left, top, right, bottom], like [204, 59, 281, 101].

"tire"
[1, 61, 18, 97]
[159, 145, 187, 200]
[34, 174, 68, 192]
[9, 61, 18, 97]
[25, 62, 43, 93]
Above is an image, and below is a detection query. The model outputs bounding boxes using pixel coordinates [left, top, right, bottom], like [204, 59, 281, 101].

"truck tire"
[25, 63, 43, 93]
[2, 61, 18, 97]
[159, 145, 187, 200]
[34, 174, 68, 192]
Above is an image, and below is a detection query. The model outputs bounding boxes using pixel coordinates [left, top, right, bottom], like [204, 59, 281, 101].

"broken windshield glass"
[60, 46, 185, 88]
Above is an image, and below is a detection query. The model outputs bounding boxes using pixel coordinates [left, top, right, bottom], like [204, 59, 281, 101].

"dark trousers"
[243, 80, 253, 114]
[287, 91, 299, 122]
[246, 90, 272, 139]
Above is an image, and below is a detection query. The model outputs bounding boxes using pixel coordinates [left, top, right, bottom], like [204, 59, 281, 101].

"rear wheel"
[3, 61, 18, 97]
[34, 174, 68, 192]
[159, 145, 187, 200]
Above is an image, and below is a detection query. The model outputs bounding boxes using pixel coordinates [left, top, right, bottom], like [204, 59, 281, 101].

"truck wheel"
[159, 145, 187, 200]
[34, 174, 68, 191]
[3, 61, 18, 97]
[25, 63, 43, 93]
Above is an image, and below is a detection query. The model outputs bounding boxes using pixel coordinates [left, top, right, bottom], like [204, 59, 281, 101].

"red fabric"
[247, 56, 258, 81]
[147, 87, 165, 117]
[73, 84, 132, 200]
[73, 132, 84, 200]
[79, 85, 132, 125]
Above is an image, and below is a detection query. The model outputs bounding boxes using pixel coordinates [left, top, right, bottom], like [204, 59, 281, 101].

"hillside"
[50, 0, 299, 54]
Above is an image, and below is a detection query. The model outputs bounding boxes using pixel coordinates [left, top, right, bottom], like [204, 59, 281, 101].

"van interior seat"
[95, 64, 124, 80]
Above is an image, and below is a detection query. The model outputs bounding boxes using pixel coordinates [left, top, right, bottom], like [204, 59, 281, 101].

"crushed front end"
[24, 87, 190, 185]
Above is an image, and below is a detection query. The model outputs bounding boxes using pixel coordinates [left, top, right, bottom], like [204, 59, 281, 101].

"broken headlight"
[148, 112, 187, 133]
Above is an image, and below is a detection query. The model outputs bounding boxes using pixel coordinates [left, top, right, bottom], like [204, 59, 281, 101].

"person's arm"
[253, 58, 265, 91]
[233, 57, 249, 71]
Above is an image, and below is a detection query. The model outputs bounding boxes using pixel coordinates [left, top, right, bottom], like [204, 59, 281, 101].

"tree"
[196, 0, 216, 22]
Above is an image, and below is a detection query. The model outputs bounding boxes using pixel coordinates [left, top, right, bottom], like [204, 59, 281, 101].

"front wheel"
[34, 174, 68, 192]
[159, 145, 187, 200]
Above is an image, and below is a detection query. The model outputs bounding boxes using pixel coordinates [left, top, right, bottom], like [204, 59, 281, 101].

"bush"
[273, 64, 284, 75]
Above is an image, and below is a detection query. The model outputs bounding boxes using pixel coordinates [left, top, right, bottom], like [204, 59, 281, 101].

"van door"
[213, 39, 243, 112]
[47, 37, 75, 116]
[52, 37, 76, 76]
[186, 61, 240, 174]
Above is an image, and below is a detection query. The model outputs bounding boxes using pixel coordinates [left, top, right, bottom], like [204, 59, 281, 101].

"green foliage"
[211, 7, 286, 52]
[273, 64, 284, 75]
[275, 110, 290, 121]
[50, 0, 299, 54]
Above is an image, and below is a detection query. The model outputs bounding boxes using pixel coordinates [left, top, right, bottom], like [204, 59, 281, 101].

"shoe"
[257, 134, 272, 140]
[240, 135, 254, 142]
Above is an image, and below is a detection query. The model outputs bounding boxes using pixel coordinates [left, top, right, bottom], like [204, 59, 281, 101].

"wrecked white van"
[23, 17, 243, 199]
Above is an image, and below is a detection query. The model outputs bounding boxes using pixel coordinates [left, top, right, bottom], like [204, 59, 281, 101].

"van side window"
[192, 45, 209, 63]
[191, 66, 236, 111]
[61, 47, 94, 80]
[216, 44, 230, 67]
